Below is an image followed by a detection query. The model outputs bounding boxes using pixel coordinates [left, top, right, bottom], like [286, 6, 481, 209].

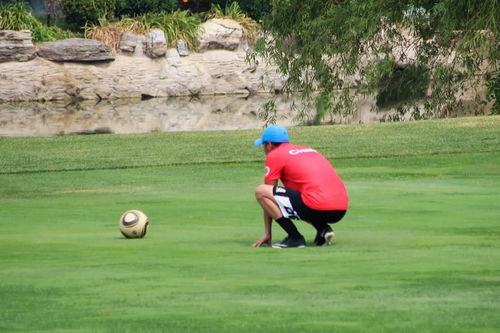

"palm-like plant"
[0, 1, 73, 42]
[207, 2, 260, 40]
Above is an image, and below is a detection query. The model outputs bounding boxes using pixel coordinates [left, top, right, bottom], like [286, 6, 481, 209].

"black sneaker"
[314, 226, 335, 246]
[272, 236, 306, 248]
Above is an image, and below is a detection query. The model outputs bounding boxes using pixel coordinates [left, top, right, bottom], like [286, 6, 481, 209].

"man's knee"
[255, 184, 274, 201]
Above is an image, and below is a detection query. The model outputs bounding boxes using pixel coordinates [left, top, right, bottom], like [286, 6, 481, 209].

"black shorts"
[273, 186, 346, 224]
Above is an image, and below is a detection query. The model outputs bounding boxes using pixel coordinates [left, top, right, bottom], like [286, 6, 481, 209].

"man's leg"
[313, 224, 335, 246]
[255, 184, 304, 246]
[301, 220, 334, 246]
[255, 184, 282, 219]
[307, 211, 346, 246]
[309, 220, 329, 233]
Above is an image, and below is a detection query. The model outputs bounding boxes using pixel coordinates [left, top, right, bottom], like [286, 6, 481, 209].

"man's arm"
[252, 180, 278, 247]
[252, 210, 273, 247]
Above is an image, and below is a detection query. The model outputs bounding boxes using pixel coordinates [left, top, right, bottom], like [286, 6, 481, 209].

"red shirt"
[264, 143, 348, 210]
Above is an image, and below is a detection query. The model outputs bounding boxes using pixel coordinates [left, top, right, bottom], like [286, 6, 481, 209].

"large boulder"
[38, 38, 115, 62]
[0, 30, 37, 63]
[198, 18, 244, 51]
[119, 32, 146, 57]
[144, 29, 168, 58]
[119, 33, 138, 53]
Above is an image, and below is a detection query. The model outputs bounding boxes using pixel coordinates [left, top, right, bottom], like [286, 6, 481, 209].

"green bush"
[376, 64, 430, 108]
[213, 0, 270, 21]
[115, 0, 178, 17]
[364, 58, 430, 109]
[487, 72, 499, 115]
[208, 2, 259, 38]
[31, 23, 74, 41]
[61, 0, 115, 30]
[139, 10, 201, 49]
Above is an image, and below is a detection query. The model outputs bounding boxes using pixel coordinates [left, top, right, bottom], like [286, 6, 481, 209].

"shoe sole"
[323, 231, 335, 246]
[272, 244, 306, 249]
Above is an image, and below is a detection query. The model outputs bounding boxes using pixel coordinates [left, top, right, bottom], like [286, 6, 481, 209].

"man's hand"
[252, 234, 272, 247]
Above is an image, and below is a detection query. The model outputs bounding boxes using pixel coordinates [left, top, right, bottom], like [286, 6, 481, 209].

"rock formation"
[198, 18, 244, 51]
[0, 30, 37, 63]
[143, 29, 168, 58]
[0, 19, 284, 102]
[37, 38, 115, 62]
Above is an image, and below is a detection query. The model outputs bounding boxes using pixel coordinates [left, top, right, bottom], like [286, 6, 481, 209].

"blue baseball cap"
[253, 125, 289, 147]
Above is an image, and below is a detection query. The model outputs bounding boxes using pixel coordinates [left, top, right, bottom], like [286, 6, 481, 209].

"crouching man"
[252, 125, 348, 248]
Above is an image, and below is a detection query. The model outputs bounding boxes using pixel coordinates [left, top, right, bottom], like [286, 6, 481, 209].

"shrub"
[139, 10, 201, 49]
[375, 64, 430, 109]
[208, 2, 259, 40]
[31, 23, 74, 41]
[86, 10, 202, 51]
[61, 0, 115, 31]
[115, 0, 178, 17]
[212, 0, 271, 21]
[85, 17, 146, 51]
[364, 58, 430, 109]
[487, 72, 499, 115]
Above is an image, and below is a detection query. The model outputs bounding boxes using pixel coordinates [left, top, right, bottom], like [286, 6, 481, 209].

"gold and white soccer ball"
[119, 210, 149, 239]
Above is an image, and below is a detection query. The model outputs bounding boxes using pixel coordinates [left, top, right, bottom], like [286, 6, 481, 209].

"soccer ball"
[119, 210, 149, 239]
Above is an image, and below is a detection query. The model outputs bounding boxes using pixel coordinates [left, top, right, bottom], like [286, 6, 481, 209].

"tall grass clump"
[85, 18, 146, 51]
[139, 10, 201, 49]
[0, 1, 74, 42]
[85, 10, 201, 52]
[208, 2, 260, 40]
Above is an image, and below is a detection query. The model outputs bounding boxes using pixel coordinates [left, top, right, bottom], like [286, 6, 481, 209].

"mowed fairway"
[1, 116, 499, 332]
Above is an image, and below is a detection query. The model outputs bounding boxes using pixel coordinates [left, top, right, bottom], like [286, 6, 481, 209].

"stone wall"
[0, 51, 284, 102]
[0, 19, 285, 102]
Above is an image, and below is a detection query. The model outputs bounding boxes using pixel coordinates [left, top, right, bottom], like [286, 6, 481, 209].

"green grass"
[0, 116, 499, 332]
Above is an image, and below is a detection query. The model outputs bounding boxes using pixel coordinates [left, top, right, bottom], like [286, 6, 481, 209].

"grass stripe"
[0, 116, 499, 332]
[1, 116, 499, 174]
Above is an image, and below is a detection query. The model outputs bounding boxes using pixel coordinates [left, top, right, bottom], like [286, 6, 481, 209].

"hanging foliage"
[252, 0, 498, 122]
